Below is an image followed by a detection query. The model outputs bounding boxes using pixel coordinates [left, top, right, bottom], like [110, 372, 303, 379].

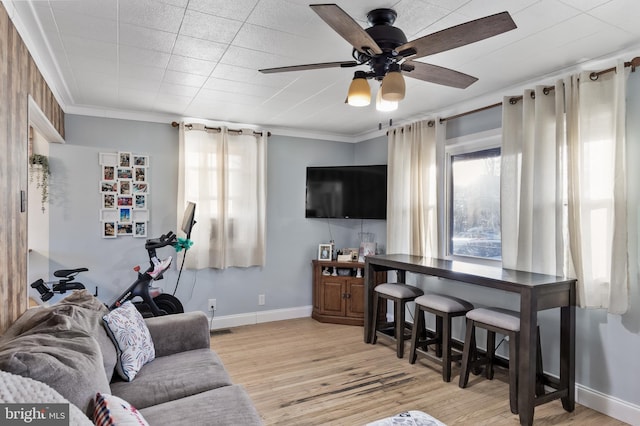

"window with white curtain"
[177, 124, 267, 270]
[444, 130, 502, 262]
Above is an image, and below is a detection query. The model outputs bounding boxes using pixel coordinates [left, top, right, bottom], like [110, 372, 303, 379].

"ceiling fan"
[259, 4, 517, 110]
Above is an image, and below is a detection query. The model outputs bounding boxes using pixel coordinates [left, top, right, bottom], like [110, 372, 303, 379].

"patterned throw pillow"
[102, 301, 155, 381]
[94, 393, 149, 426]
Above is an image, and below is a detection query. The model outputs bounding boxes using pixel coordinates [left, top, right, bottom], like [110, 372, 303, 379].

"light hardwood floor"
[211, 318, 627, 426]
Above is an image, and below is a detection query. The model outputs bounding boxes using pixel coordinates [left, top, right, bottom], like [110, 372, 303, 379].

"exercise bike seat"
[53, 267, 88, 278]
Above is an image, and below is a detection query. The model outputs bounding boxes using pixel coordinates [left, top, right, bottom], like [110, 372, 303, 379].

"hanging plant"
[29, 153, 50, 212]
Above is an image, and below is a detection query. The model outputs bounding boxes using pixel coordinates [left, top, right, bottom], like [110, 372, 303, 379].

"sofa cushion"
[103, 301, 155, 381]
[94, 392, 149, 426]
[139, 385, 262, 425]
[0, 291, 113, 417]
[109, 348, 233, 409]
[0, 370, 93, 426]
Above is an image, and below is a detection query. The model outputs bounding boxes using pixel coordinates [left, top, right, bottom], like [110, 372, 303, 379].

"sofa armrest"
[145, 311, 210, 357]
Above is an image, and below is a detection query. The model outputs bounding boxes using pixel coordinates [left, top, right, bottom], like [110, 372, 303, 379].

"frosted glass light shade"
[376, 87, 398, 111]
[347, 76, 371, 107]
[381, 71, 405, 101]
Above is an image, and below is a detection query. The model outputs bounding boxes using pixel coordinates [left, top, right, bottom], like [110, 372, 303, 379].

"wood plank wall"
[0, 3, 64, 333]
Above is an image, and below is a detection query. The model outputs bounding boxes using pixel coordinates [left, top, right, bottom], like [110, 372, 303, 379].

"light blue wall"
[49, 118, 388, 316]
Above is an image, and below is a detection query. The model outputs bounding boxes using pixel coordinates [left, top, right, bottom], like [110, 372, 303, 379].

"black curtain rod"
[438, 56, 640, 124]
[171, 121, 271, 137]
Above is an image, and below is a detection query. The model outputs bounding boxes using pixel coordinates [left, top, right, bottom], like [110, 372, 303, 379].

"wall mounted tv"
[305, 165, 387, 219]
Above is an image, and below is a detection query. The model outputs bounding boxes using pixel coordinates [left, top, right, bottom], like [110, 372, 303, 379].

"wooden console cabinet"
[312, 260, 385, 326]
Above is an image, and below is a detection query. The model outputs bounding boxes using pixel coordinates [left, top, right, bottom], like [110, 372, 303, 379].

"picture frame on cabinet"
[318, 244, 332, 261]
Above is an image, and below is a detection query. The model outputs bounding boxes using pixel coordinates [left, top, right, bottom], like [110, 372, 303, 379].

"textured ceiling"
[5, 0, 640, 140]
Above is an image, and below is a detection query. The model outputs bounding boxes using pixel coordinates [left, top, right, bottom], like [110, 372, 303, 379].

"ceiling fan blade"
[397, 11, 516, 59]
[259, 61, 358, 74]
[402, 61, 478, 89]
[310, 4, 382, 55]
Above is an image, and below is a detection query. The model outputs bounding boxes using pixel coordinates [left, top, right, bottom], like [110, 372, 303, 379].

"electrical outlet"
[258, 294, 265, 305]
[208, 299, 217, 311]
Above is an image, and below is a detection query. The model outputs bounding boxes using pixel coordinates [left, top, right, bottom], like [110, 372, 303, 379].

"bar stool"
[408, 294, 474, 382]
[459, 307, 544, 414]
[371, 283, 424, 358]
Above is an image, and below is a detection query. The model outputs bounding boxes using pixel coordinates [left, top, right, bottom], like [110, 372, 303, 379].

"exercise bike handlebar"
[144, 231, 177, 250]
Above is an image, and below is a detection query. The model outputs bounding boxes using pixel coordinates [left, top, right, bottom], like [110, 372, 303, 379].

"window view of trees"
[450, 148, 501, 259]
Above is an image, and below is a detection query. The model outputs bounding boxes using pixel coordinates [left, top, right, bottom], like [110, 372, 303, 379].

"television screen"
[305, 165, 387, 219]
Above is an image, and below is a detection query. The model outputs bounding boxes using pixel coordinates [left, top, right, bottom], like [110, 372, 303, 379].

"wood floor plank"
[210, 318, 628, 426]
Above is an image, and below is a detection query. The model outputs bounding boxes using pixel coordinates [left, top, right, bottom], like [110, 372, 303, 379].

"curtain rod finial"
[171, 121, 179, 128]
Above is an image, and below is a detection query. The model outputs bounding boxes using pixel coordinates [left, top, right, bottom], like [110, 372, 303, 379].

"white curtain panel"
[501, 86, 565, 276]
[501, 61, 629, 313]
[177, 123, 267, 269]
[565, 62, 629, 313]
[386, 120, 442, 257]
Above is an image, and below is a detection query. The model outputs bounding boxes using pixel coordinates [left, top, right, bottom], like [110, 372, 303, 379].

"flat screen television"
[305, 165, 387, 219]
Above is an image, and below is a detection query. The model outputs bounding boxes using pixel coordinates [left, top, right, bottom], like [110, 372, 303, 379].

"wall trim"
[576, 383, 640, 425]
[209, 306, 312, 330]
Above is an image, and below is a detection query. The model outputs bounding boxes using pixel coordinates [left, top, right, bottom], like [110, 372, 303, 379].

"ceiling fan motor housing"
[363, 9, 408, 79]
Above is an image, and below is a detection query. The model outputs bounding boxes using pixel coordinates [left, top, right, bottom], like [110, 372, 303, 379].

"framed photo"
[118, 152, 131, 167]
[132, 209, 149, 222]
[318, 244, 332, 261]
[102, 165, 115, 180]
[117, 167, 133, 179]
[102, 193, 115, 209]
[99, 152, 118, 166]
[358, 242, 376, 262]
[117, 223, 133, 236]
[134, 167, 146, 182]
[117, 196, 132, 207]
[133, 155, 149, 167]
[100, 209, 118, 222]
[119, 180, 131, 195]
[118, 207, 132, 223]
[133, 182, 149, 194]
[134, 194, 147, 209]
[100, 180, 117, 193]
[134, 221, 147, 238]
[102, 221, 116, 238]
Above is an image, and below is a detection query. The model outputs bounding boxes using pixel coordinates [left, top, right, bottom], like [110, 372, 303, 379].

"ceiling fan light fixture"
[347, 71, 371, 106]
[376, 86, 398, 112]
[381, 66, 405, 102]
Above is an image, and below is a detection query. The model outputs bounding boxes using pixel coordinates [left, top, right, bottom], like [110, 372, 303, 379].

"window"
[445, 132, 501, 261]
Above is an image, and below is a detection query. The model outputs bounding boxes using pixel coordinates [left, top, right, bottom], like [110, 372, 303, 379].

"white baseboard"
[209, 305, 312, 330]
[576, 383, 640, 425]
[209, 306, 639, 425]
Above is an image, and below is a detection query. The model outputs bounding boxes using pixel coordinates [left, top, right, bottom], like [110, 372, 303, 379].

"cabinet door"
[319, 279, 346, 316]
[346, 279, 364, 318]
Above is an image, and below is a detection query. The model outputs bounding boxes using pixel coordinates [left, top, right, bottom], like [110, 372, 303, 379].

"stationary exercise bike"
[109, 231, 184, 317]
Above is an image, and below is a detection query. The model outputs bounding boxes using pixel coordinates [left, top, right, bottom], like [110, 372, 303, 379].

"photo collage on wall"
[99, 152, 149, 238]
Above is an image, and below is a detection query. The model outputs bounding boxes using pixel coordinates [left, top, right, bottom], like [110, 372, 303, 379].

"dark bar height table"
[364, 254, 576, 426]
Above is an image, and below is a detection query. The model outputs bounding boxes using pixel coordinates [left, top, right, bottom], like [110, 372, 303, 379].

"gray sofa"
[0, 291, 262, 425]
